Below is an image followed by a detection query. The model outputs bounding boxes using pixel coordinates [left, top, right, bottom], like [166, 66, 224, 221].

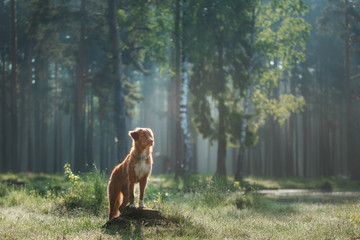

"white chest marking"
[134, 153, 151, 179]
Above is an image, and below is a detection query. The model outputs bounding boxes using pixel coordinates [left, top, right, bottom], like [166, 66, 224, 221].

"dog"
[107, 127, 154, 220]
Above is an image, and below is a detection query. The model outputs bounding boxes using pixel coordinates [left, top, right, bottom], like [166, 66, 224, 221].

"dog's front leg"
[139, 177, 148, 208]
[129, 182, 136, 208]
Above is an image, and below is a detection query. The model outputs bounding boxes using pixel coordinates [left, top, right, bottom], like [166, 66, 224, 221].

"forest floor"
[0, 172, 359, 239]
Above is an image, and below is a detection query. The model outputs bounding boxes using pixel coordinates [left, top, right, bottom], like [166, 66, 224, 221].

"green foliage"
[0, 184, 8, 198]
[123, 80, 144, 116]
[189, 0, 311, 155]
[317, 0, 360, 45]
[61, 164, 106, 215]
[89, 61, 144, 118]
[229, 181, 259, 209]
[249, 0, 310, 127]
[117, 0, 173, 68]
[64, 164, 79, 186]
[253, 92, 306, 126]
[151, 191, 167, 210]
[189, 0, 255, 145]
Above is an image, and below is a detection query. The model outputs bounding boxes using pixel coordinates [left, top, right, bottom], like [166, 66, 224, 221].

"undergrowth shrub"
[0, 183, 8, 198]
[4, 188, 34, 208]
[7, 190, 20, 207]
[29, 179, 64, 198]
[61, 164, 106, 214]
[183, 175, 238, 208]
[183, 176, 289, 213]
[228, 182, 296, 214]
[226, 181, 260, 210]
[227, 194, 254, 209]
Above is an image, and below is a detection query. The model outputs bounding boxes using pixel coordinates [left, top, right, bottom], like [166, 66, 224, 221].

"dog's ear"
[129, 130, 139, 141]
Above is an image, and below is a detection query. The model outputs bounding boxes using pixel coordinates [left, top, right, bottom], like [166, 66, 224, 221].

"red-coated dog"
[107, 128, 154, 220]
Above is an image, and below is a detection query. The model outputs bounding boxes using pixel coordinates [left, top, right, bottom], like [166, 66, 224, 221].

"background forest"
[1, 0, 360, 180]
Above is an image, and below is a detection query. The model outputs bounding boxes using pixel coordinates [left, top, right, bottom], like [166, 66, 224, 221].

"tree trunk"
[108, 0, 127, 163]
[1, 52, 7, 171]
[286, 105, 294, 177]
[26, 41, 34, 172]
[41, 61, 49, 173]
[18, 60, 27, 172]
[58, 109, 63, 172]
[265, 119, 272, 176]
[216, 96, 227, 176]
[10, 0, 18, 171]
[216, 35, 226, 176]
[99, 117, 105, 171]
[74, 0, 86, 172]
[53, 62, 59, 173]
[235, 10, 255, 181]
[180, 0, 192, 174]
[86, 91, 94, 169]
[33, 59, 46, 173]
[235, 87, 251, 181]
[302, 109, 308, 177]
[174, 0, 184, 178]
[34, 62, 41, 173]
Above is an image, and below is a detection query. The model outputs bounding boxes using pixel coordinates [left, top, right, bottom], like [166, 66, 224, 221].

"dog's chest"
[134, 153, 151, 179]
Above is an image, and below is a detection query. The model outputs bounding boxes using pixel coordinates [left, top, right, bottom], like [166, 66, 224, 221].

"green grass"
[0, 171, 360, 239]
[243, 175, 360, 190]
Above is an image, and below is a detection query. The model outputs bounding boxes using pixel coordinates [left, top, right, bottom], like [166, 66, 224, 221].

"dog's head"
[129, 128, 154, 149]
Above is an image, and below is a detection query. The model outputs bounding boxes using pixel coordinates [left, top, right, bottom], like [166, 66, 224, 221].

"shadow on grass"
[104, 223, 144, 240]
[103, 209, 208, 239]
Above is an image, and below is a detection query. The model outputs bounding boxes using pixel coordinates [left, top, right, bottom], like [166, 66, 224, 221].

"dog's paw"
[139, 200, 145, 208]
[129, 203, 136, 208]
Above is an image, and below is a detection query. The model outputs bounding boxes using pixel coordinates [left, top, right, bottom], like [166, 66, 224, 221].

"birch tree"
[180, 0, 192, 174]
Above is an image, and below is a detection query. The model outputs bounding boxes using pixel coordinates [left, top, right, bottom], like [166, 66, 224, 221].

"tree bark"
[34, 62, 41, 173]
[86, 91, 94, 169]
[53, 62, 59, 173]
[26, 41, 34, 172]
[235, 10, 255, 181]
[174, 0, 184, 178]
[235, 87, 251, 181]
[180, 0, 192, 174]
[108, 0, 127, 163]
[74, 0, 86, 172]
[216, 97, 227, 176]
[39, 60, 49, 173]
[216, 34, 226, 176]
[302, 109, 308, 177]
[99, 117, 105, 171]
[10, 0, 18, 171]
[1, 52, 7, 171]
